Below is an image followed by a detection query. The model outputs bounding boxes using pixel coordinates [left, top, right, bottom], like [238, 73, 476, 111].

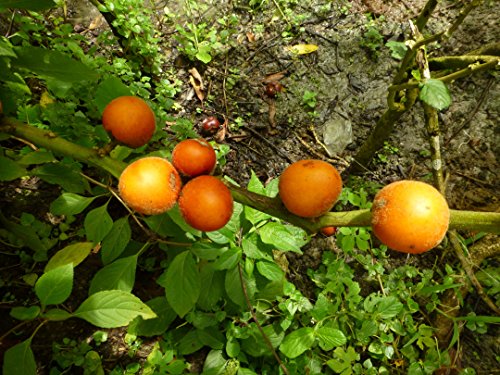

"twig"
[241, 125, 295, 164]
[237, 264, 290, 375]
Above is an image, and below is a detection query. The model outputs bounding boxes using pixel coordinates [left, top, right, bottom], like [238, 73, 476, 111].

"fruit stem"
[0, 117, 127, 178]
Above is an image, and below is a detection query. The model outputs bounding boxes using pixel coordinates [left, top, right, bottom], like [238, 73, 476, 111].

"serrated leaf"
[256, 261, 284, 281]
[377, 296, 403, 319]
[2, 338, 36, 375]
[212, 247, 242, 270]
[101, 217, 131, 264]
[13, 45, 98, 82]
[32, 163, 88, 193]
[50, 193, 96, 215]
[279, 327, 315, 358]
[259, 222, 306, 253]
[34, 264, 73, 307]
[419, 79, 451, 110]
[94, 76, 131, 114]
[164, 251, 201, 317]
[315, 327, 347, 351]
[74, 290, 156, 328]
[241, 232, 273, 260]
[45, 242, 93, 272]
[10, 306, 40, 321]
[84, 204, 113, 243]
[128, 297, 177, 337]
[0, 156, 27, 181]
[89, 255, 137, 295]
[42, 308, 72, 321]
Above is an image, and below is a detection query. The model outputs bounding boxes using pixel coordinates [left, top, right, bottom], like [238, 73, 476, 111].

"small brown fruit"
[102, 96, 156, 148]
[201, 116, 221, 135]
[172, 139, 216, 177]
[178, 175, 233, 231]
[118, 157, 181, 215]
[278, 159, 342, 218]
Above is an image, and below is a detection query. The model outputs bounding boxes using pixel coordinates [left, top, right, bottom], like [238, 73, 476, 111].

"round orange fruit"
[118, 157, 181, 215]
[278, 159, 342, 218]
[172, 138, 216, 177]
[371, 180, 450, 254]
[178, 175, 233, 231]
[102, 96, 156, 148]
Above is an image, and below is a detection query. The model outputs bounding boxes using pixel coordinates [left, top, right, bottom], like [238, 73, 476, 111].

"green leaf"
[385, 40, 407, 60]
[315, 327, 347, 351]
[212, 247, 242, 270]
[10, 306, 40, 321]
[0, 156, 27, 181]
[89, 255, 137, 295]
[18, 150, 55, 166]
[128, 297, 177, 337]
[101, 217, 131, 264]
[41, 308, 72, 321]
[50, 193, 96, 215]
[2, 338, 36, 375]
[419, 79, 451, 110]
[12, 46, 98, 82]
[279, 327, 315, 359]
[74, 290, 156, 328]
[256, 261, 284, 281]
[84, 204, 113, 243]
[259, 222, 307, 253]
[225, 265, 248, 307]
[32, 163, 89, 193]
[34, 264, 73, 306]
[94, 76, 132, 114]
[241, 232, 273, 260]
[377, 296, 403, 319]
[241, 324, 284, 357]
[197, 266, 224, 310]
[45, 242, 93, 272]
[0, 0, 54, 10]
[164, 251, 201, 317]
[326, 347, 360, 373]
[196, 50, 212, 64]
[0, 212, 48, 252]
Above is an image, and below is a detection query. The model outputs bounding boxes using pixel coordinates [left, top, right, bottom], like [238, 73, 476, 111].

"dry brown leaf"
[263, 71, 286, 83]
[188, 67, 205, 102]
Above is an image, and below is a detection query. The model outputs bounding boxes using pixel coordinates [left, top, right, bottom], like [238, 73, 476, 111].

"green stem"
[0, 117, 126, 178]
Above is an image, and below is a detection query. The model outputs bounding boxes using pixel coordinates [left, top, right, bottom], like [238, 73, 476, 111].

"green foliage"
[419, 79, 452, 111]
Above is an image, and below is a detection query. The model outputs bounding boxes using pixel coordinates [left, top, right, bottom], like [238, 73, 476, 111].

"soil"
[0, 0, 498, 374]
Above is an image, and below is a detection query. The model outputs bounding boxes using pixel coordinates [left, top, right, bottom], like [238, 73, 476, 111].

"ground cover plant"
[0, 0, 499, 374]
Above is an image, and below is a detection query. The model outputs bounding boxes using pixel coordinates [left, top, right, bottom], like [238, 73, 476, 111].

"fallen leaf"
[263, 71, 287, 84]
[285, 44, 319, 55]
[188, 67, 204, 102]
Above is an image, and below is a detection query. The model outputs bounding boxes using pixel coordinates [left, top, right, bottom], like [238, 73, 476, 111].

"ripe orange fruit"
[118, 157, 181, 215]
[320, 226, 337, 236]
[278, 159, 342, 218]
[371, 180, 450, 254]
[102, 96, 156, 148]
[172, 139, 216, 177]
[178, 175, 233, 231]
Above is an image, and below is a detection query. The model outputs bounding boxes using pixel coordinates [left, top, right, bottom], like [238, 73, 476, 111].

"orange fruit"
[320, 226, 337, 236]
[172, 139, 216, 177]
[371, 180, 450, 254]
[118, 157, 181, 215]
[278, 159, 342, 218]
[102, 96, 156, 148]
[178, 175, 233, 231]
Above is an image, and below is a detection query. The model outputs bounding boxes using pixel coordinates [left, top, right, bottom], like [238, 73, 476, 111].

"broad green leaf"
[164, 251, 201, 317]
[386, 40, 407, 60]
[241, 232, 273, 260]
[45, 242, 93, 272]
[84, 204, 113, 243]
[376, 296, 403, 319]
[256, 261, 284, 281]
[128, 297, 177, 337]
[279, 327, 315, 358]
[13, 46, 98, 82]
[259, 222, 307, 253]
[18, 150, 55, 166]
[0, 156, 27, 181]
[94, 76, 131, 114]
[225, 266, 255, 308]
[0, 37, 16, 57]
[178, 329, 205, 355]
[42, 308, 72, 321]
[197, 266, 224, 310]
[206, 203, 243, 244]
[74, 290, 156, 328]
[35, 264, 73, 306]
[32, 163, 89, 193]
[326, 347, 360, 373]
[10, 306, 40, 320]
[315, 327, 347, 351]
[196, 50, 212, 64]
[241, 324, 284, 357]
[0, 0, 55, 10]
[89, 255, 137, 295]
[144, 211, 183, 238]
[2, 338, 36, 375]
[101, 217, 131, 264]
[50, 193, 96, 215]
[212, 247, 242, 270]
[419, 79, 451, 111]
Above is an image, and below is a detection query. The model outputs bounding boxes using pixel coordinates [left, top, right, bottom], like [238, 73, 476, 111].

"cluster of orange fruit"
[104, 96, 450, 253]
